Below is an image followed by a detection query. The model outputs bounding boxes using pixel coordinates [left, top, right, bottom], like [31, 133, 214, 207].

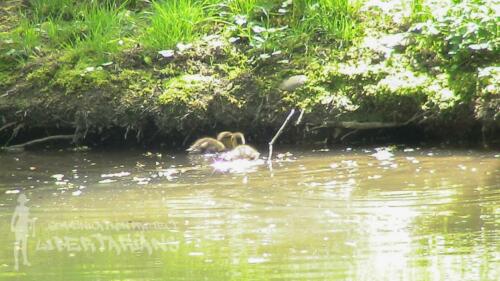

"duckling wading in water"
[222, 144, 260, 161]
[187, 131, 246, 153]
[219, 131, 246, 149]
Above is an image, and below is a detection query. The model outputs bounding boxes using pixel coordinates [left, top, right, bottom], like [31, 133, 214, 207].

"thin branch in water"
[268, 109, 296, 163]
[295, 109, 305, 126]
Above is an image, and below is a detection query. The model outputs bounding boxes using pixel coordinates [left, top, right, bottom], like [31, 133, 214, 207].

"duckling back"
[217, 131, 234, 149]
[187, 137, 226, 153]
[222, 145, 260, 161]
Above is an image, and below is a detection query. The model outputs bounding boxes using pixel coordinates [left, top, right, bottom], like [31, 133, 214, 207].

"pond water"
[0, 147, 499, 281]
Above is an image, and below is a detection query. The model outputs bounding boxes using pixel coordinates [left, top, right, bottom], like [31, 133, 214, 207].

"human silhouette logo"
[11, 193, 35, 271]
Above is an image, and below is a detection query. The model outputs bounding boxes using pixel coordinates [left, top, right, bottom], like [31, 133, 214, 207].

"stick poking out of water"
[268, 109, 296, 163]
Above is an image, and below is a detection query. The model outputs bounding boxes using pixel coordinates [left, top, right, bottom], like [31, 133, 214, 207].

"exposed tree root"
[2, 134, 75, 151]
[311, 113, 423, 131]
[309, 113, 424, 142]
[340, 129, 360, 141]
[5, 123, 24, 146]
[0, 121, 16, 133]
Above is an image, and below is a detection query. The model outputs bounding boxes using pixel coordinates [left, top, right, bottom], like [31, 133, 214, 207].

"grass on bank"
[290, 0, 361, 42]
[1, 0, 497, 73]
[72, 3, 132, 61]
[2, 0, 135, 65]
[29, 0, 79, 21]
[143, 0, 217, 50]
[226, 0, 266, 17]
[1, 0, 362, 68]
[2, 0, 496, 105]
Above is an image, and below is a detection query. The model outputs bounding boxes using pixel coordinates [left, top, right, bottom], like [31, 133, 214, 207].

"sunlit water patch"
[0, 148, 498, 280]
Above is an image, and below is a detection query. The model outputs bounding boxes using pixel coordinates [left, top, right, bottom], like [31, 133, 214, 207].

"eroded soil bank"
[1, 0, 498, 149]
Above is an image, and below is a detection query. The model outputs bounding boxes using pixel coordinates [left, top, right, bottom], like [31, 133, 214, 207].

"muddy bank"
[1, 1, 498, 150]
[0, 39, 498, 149]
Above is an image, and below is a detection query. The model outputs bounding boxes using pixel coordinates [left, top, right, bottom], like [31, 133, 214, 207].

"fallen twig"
[268, 109, 296, 163]
[2, 135, 75, 151]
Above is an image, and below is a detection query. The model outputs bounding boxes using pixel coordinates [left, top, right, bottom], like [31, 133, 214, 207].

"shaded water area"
[0, 147, 499, 280]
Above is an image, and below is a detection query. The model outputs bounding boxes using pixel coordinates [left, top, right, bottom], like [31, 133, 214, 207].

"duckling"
[230, 132, 246, 147]
[217, 131, 246, 149]
[186, 137, 225, 153]
[217, 131, 236, 149]
[222, 144, 260, 161]
[187, 132, 230, 153]
[187, 131, 246, 153]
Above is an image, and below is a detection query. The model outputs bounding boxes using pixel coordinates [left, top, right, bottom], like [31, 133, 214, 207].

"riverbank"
[1, 0, 498, 149]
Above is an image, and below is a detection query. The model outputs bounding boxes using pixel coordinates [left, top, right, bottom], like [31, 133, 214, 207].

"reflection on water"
[0, 147, 498, 280]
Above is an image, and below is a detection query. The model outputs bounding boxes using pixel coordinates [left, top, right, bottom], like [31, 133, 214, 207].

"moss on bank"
[0, 0, 498, 148]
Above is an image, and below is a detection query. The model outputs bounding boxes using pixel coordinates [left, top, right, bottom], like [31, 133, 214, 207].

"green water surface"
[0, 147, 498, 280]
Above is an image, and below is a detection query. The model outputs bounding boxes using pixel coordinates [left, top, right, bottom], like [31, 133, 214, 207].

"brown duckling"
[187, 132, 228, 153]
[216, 131, 235, 149]
[217, 131, 246, 149]
[186, 138, 225, 153]
[229, 132, 246, 148]
[187, 131, 247, 153]
[222, 145, 260, 161]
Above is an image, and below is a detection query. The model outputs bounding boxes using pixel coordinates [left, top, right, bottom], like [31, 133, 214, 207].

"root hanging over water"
[309, 113, 424, 141]
[311, 113, 423, 130]
[0, 121, 17, 133]
[2, 134, 75, 151]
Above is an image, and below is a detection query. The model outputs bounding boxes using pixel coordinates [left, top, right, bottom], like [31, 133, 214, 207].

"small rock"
[158, 50, 174, 58]
[279, 75, 308, 91]
[176, 43, 192, 52]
